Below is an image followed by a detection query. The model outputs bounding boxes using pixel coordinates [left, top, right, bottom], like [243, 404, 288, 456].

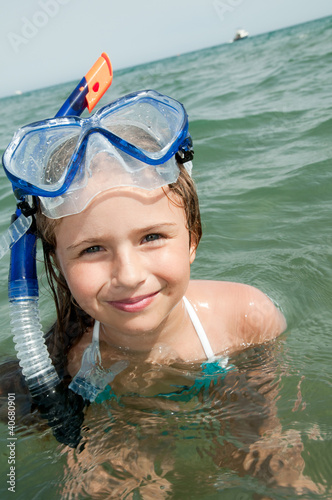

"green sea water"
[0, 16, 331, 499]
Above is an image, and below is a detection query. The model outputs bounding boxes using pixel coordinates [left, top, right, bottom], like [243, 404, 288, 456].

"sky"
[0, 0, 331, 98]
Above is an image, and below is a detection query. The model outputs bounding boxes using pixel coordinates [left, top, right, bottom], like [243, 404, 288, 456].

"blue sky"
[1, 0, 331, 97]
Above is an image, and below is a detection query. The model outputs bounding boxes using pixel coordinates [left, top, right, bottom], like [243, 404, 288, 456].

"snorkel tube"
[6, 53, 113, 447]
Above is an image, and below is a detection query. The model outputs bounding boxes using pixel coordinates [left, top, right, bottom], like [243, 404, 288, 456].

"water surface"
[0, 16, 331, 499]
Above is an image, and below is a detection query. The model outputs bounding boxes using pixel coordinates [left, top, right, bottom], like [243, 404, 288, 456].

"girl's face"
[55, 188, 196, 349]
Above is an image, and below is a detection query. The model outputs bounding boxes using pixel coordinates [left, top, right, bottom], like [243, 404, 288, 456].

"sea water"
[0, 16, 331, 499]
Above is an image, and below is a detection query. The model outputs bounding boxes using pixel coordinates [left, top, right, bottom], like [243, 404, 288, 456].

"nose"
[111, 246, 146, 290]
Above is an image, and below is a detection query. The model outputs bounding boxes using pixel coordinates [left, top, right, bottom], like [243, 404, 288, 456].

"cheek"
[62, 262, 105, 305]
[152, 243, 192, 285]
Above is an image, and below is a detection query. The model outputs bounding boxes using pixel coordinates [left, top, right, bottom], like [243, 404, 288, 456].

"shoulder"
[186, 280, 286, 352]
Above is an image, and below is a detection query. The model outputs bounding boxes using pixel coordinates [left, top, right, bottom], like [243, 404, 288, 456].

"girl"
[24, 89, 287, 403]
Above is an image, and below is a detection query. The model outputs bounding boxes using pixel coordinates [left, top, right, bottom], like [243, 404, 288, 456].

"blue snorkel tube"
[5, 53, 113, 447]
[8, 206, 60, 395]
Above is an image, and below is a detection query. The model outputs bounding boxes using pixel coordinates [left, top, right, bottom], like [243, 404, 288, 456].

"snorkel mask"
[4, 89, 193, 219]
[1, 53, 194, 447]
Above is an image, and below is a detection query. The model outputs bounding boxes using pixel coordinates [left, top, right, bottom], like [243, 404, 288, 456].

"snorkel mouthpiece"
[5, 54, 113, 447]
[55, 52, 113, 117]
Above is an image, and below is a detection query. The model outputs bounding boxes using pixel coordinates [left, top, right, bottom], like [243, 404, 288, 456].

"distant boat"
[233, 29, 249, 42]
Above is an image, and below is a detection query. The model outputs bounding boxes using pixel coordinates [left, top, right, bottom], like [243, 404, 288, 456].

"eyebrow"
[66, 222, 178, 251]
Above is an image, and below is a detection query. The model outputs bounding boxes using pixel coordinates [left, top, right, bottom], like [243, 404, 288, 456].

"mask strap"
[0, 212, 32, 260]
[176, 135, 194, 164]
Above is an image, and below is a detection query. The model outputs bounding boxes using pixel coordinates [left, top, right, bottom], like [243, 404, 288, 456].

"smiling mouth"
[109, 291, 159, 312]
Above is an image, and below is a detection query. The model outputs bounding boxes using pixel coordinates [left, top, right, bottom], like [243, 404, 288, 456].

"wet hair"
[164, 164, 202, 248]
[36, 134, 202, 369]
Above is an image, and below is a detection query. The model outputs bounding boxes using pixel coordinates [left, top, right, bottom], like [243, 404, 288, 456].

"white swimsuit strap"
[92, 320, 101, 363]
[183, 296, 214, 360]
[92, 320, 100, 342]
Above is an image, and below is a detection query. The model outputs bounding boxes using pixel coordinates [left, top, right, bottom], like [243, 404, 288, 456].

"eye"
[142, 233, 163, 244]
[82, 245, 102, 254]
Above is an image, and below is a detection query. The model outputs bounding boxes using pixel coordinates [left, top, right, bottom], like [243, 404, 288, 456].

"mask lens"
[7, 124, 81, 192]
[99, 97, 184, 160]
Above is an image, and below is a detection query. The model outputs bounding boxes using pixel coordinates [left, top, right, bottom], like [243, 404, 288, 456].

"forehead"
[55, 186, 187, 242]
[84, 186, 181, 215]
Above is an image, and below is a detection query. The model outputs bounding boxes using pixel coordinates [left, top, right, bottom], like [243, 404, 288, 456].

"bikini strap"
[183, 296, 215, 360]
[92, 320, 101, 363]
[92, 320, 100, 342]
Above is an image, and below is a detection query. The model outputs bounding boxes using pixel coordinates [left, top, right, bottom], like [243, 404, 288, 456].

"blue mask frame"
[3, 90, 193, 200]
